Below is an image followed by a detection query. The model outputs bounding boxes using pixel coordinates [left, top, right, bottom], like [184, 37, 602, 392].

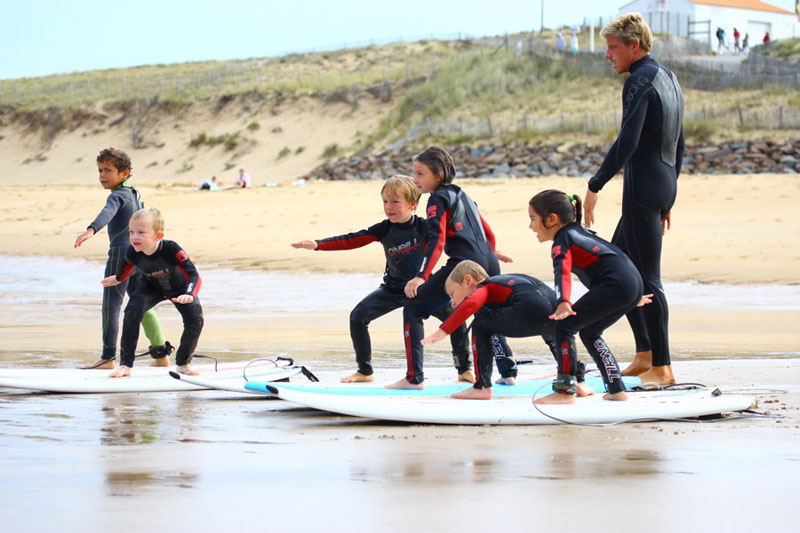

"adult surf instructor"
[583, 12, 684, 386]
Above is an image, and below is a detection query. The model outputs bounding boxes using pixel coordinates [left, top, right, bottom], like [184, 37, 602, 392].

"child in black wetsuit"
[421, 260, 561, 399]
[391, 146, 513, 389]
[529, 190, 651, 405]
[291, 176, 474, 383]
[74, 148, 170, 369]
[102, 208, 204, 378]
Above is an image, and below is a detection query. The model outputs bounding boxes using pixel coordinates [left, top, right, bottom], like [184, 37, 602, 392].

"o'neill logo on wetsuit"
[387, 240, 421, 256]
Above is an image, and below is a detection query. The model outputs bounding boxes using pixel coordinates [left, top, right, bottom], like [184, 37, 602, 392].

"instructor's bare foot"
[603, 391, 628, 401]
[385, 378, 423, 390]
[109, 365, 132, 378]
[638, 365, 675, 386]
[535, 392, 575, 405]
[452, 387, 492, 400]
[495, 376, 516, 386]
[622, 350, 652, 376]
[177, 364, 199, 376]
[341, 372, 374, 383]
[458, 370, 475, 383]
[150, 357, 170, 367]
[87, 359, 115, 370]
[576, 383, 595, 397]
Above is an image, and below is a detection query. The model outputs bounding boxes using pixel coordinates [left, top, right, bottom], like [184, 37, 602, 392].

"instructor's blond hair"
[447, 260, 489, 285]
[600, 12, 653, 53]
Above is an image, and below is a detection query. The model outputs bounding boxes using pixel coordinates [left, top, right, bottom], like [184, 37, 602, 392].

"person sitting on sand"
[529, 190, 652, 405]
[199, 176, 219, 191]
[236, 169, 251, 188]
[291, 176, 474, 384]
[102, 208, 204, 378]
[422, 260, 586, 400]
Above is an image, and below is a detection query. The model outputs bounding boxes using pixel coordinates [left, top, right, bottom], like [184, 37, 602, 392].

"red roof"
[689, 0, 795, 14]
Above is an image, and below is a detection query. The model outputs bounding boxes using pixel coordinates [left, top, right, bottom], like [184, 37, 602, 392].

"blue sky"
[1, 0, 796, 79]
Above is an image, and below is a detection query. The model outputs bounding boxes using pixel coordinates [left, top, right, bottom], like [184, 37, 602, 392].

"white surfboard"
[168, 367, 307, 395]
[0, 358, 298, 393]
[265, 384, 754, 425]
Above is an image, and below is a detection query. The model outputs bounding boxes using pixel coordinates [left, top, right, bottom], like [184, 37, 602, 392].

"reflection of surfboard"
[0, 359, 296, 393]
[168, 367, 303, 395]
[265, 383, 754, 425]
[245, 374, 638, 397]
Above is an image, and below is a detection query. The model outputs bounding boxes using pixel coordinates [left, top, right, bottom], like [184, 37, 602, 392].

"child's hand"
[637, 294, 653, 307]
[404, 277, 425, 298]
[74, 228, 95, 248]
[421, 328, 448, 346]
[291, 240, 318, 250]
[171, 295, 195, 304]
[101, 275, 120, 287]
[549, 301, 576, 321]
[495, 250, 513, 263]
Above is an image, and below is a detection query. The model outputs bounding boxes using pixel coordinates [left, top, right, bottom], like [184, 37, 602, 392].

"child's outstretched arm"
[74, 228, 96, 248]
[291, 240, 318, 250]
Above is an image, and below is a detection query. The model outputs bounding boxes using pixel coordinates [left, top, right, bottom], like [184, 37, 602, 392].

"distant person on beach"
[733, 28, 741, 53]
[556, 32, 566, 51]
[291, 176, 475, 384]
[236, 169, 251, 188]
[393, 146, 513, 390]
[74, 148, 171, 370]
[421, 260, 564, 400]
[716, 27, 725, 53]
[584, 12, 684, 385]
[102, 208, 204, 378]
[763, 31, 770, 44]
[199, 176, 219, 191]
[742, 33, 749, 52]
[570, 26, 579, 53]
[529, 190, 651, 405]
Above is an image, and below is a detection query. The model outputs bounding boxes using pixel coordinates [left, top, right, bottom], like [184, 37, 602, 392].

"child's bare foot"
[603, 391, 628, 401]
[86, 359, 115, 370]
[451, 387, 492, 400]
[109, 366, 132, 378]
[458, 370, 475, 383]
[150, 357, 170, 367]
[177, 364, 199, 376]
[385, 378, 424, 390]
[638, 365, 675, 386]
[622, 350, 653, 376]
[495, 376, 516, 386]
[576, 382, 595, 397]
[535, 392, 576, 405]
[341, 372, 374, 383]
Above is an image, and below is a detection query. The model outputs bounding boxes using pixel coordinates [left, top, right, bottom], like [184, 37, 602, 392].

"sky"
[1, 0, 797, 80]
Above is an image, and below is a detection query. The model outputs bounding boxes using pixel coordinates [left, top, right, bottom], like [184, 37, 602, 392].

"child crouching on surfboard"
[528, 190, 651, 405]
[101, 208, 204, 378]
[291, 176, 474, 384]
[422, 260, 574, 399]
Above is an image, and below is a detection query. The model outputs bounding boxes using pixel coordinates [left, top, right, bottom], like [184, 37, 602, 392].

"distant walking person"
[763, 31, 770, 44]
[742, 33, 749, 52]
[733, 28, 741, 53]
[715, 27, 725, 53]
[583, 13, 684, 385]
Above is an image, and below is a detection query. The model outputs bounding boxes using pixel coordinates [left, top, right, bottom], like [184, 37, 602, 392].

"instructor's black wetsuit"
[403, 184, 505, 384]
[588, 54, 684, 368]
[314, 215, 470, 375]
[440, 274, 558, 390]
[550, 223, 643, 394]
[116, 240, 203, 368]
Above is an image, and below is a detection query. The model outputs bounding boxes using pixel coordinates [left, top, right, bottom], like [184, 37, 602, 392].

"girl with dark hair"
[529, 189, 651, 405]
[388, 146, 512, 389]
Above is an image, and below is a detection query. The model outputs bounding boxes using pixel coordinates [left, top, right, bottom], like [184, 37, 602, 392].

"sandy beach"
[1, 173, 799, 532]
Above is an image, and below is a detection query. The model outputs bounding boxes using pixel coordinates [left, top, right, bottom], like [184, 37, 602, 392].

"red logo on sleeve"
[176, 250, 188, 262]
[592, 246, 601, 253]
[454, 222, 463, 231]
[427, 205, 437, 218]
[551, 245, 562, 260]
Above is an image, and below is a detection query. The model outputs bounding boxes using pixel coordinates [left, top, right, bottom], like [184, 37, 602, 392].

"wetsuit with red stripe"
[116, 240, 204, 367]
[314, 216, 470, 375]
[403, 184, 503, 384]
[440, 274, 559, 389]
[588, 54, 684, 368]
[550, 223, 642, 394]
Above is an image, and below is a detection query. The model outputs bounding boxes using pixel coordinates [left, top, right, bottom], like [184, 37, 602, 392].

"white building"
[617, 0, 798, 44]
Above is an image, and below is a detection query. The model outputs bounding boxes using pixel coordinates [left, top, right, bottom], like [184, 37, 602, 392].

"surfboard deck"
[0, 358, 297, 393]
[245, 374, 639, 397]
[265, 383, 754, 425]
